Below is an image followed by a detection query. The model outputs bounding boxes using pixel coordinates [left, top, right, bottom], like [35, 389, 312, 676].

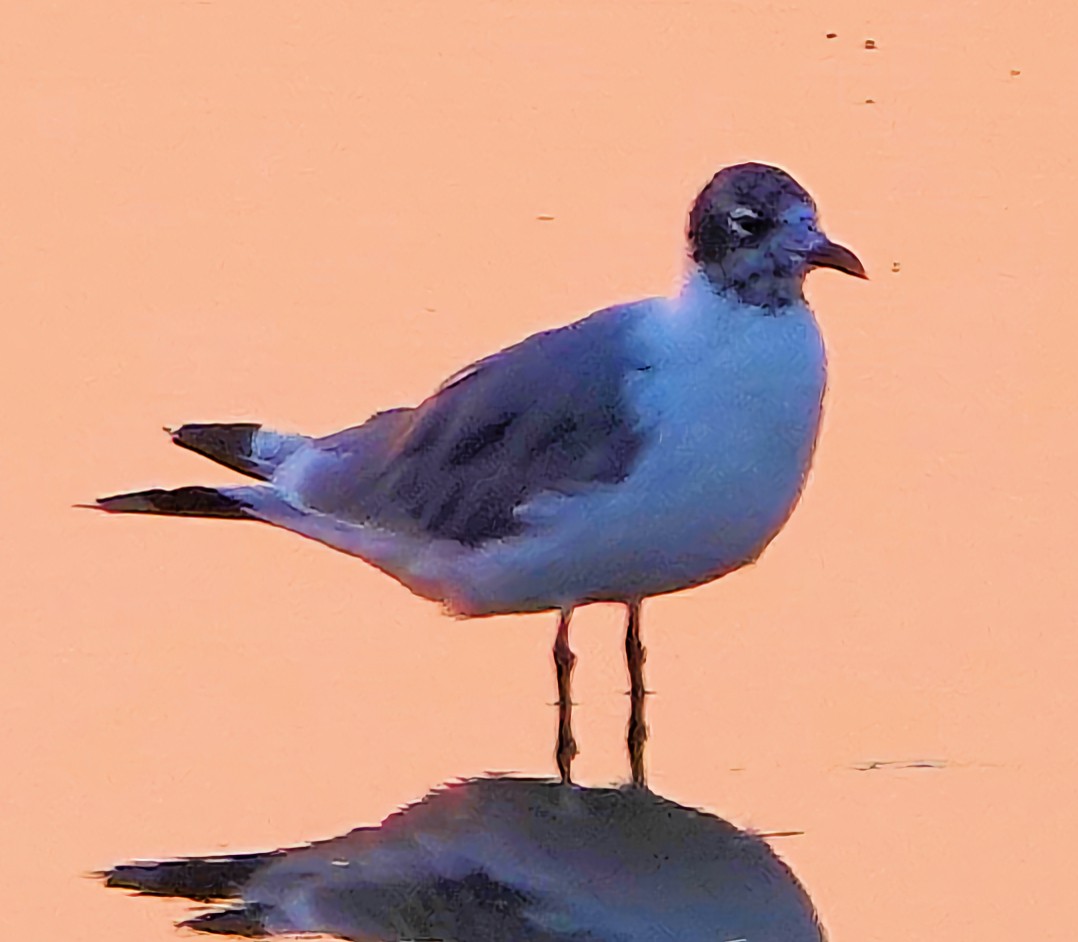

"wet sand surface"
[2, 2, 1076, 939]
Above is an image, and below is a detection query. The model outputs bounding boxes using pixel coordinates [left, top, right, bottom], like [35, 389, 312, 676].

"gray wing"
[293, 302, 654, 546]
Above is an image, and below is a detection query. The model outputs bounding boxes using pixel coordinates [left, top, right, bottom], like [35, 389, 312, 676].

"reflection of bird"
[103, 776, 824, 941]
[93, 163, 865, 787]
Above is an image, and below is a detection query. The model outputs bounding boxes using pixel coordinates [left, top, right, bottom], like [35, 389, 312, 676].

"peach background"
[3, 1, 1076, 939]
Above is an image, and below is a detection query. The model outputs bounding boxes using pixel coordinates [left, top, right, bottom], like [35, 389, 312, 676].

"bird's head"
[688, 162, 866, 309]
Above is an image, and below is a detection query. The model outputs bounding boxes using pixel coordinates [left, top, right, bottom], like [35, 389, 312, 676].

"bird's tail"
[91, 485, 255, 519]
[168, 423, 309, 481]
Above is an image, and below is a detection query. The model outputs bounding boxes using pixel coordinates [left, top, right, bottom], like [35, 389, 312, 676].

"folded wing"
[291, 303, 654, 546]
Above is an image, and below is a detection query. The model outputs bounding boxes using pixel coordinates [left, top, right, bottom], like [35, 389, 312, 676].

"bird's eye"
[728, 206, 769, 239]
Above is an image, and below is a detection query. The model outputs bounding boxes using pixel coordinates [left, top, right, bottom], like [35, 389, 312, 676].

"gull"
[93, 162, 866, 787]
[102, 776, 825, 941]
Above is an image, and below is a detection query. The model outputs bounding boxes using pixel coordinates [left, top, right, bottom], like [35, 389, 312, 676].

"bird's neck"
[691, 260, 806, 312]
[672, 270, 814, 336]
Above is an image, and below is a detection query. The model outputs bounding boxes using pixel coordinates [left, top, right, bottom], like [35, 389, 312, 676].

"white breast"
[438, 276, 828, 615]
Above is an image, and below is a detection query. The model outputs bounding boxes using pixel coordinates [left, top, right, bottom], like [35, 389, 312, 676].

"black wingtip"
[102, 865, 163, 895]
[102, 854, 274, 901]
[92, 487, 251, 518]
[180, 904, 270, 937]
[170, 423, 267, 479]
[93, 492, 163, 514]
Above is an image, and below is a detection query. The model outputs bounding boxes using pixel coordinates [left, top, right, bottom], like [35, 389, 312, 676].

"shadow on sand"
[102, 776, 824, 942]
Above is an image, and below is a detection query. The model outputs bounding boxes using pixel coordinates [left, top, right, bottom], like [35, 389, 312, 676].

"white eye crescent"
[728, 206, 761, 238]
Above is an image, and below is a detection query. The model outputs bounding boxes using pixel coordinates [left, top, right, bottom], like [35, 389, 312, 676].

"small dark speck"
[864, 39, 877, 49]
[891, 261, 901, 272]
[424, 307, 437, 313]
[536, 214, 555, 221]
[825, 32, 837, 39]
[864, 98, 876, 104]
[1010, 69, 1021, 76]
[852, 759, 947, 771]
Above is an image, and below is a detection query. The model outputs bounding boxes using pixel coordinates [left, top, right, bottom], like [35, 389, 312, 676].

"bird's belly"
[440, 311, 827, 615]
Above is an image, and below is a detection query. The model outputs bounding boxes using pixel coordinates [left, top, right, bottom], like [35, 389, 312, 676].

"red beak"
[806, 239, 868, 279]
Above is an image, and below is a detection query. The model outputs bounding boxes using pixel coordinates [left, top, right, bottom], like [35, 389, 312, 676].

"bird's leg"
[625, 600, 648, 788]
[552, 609, 578, 785]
